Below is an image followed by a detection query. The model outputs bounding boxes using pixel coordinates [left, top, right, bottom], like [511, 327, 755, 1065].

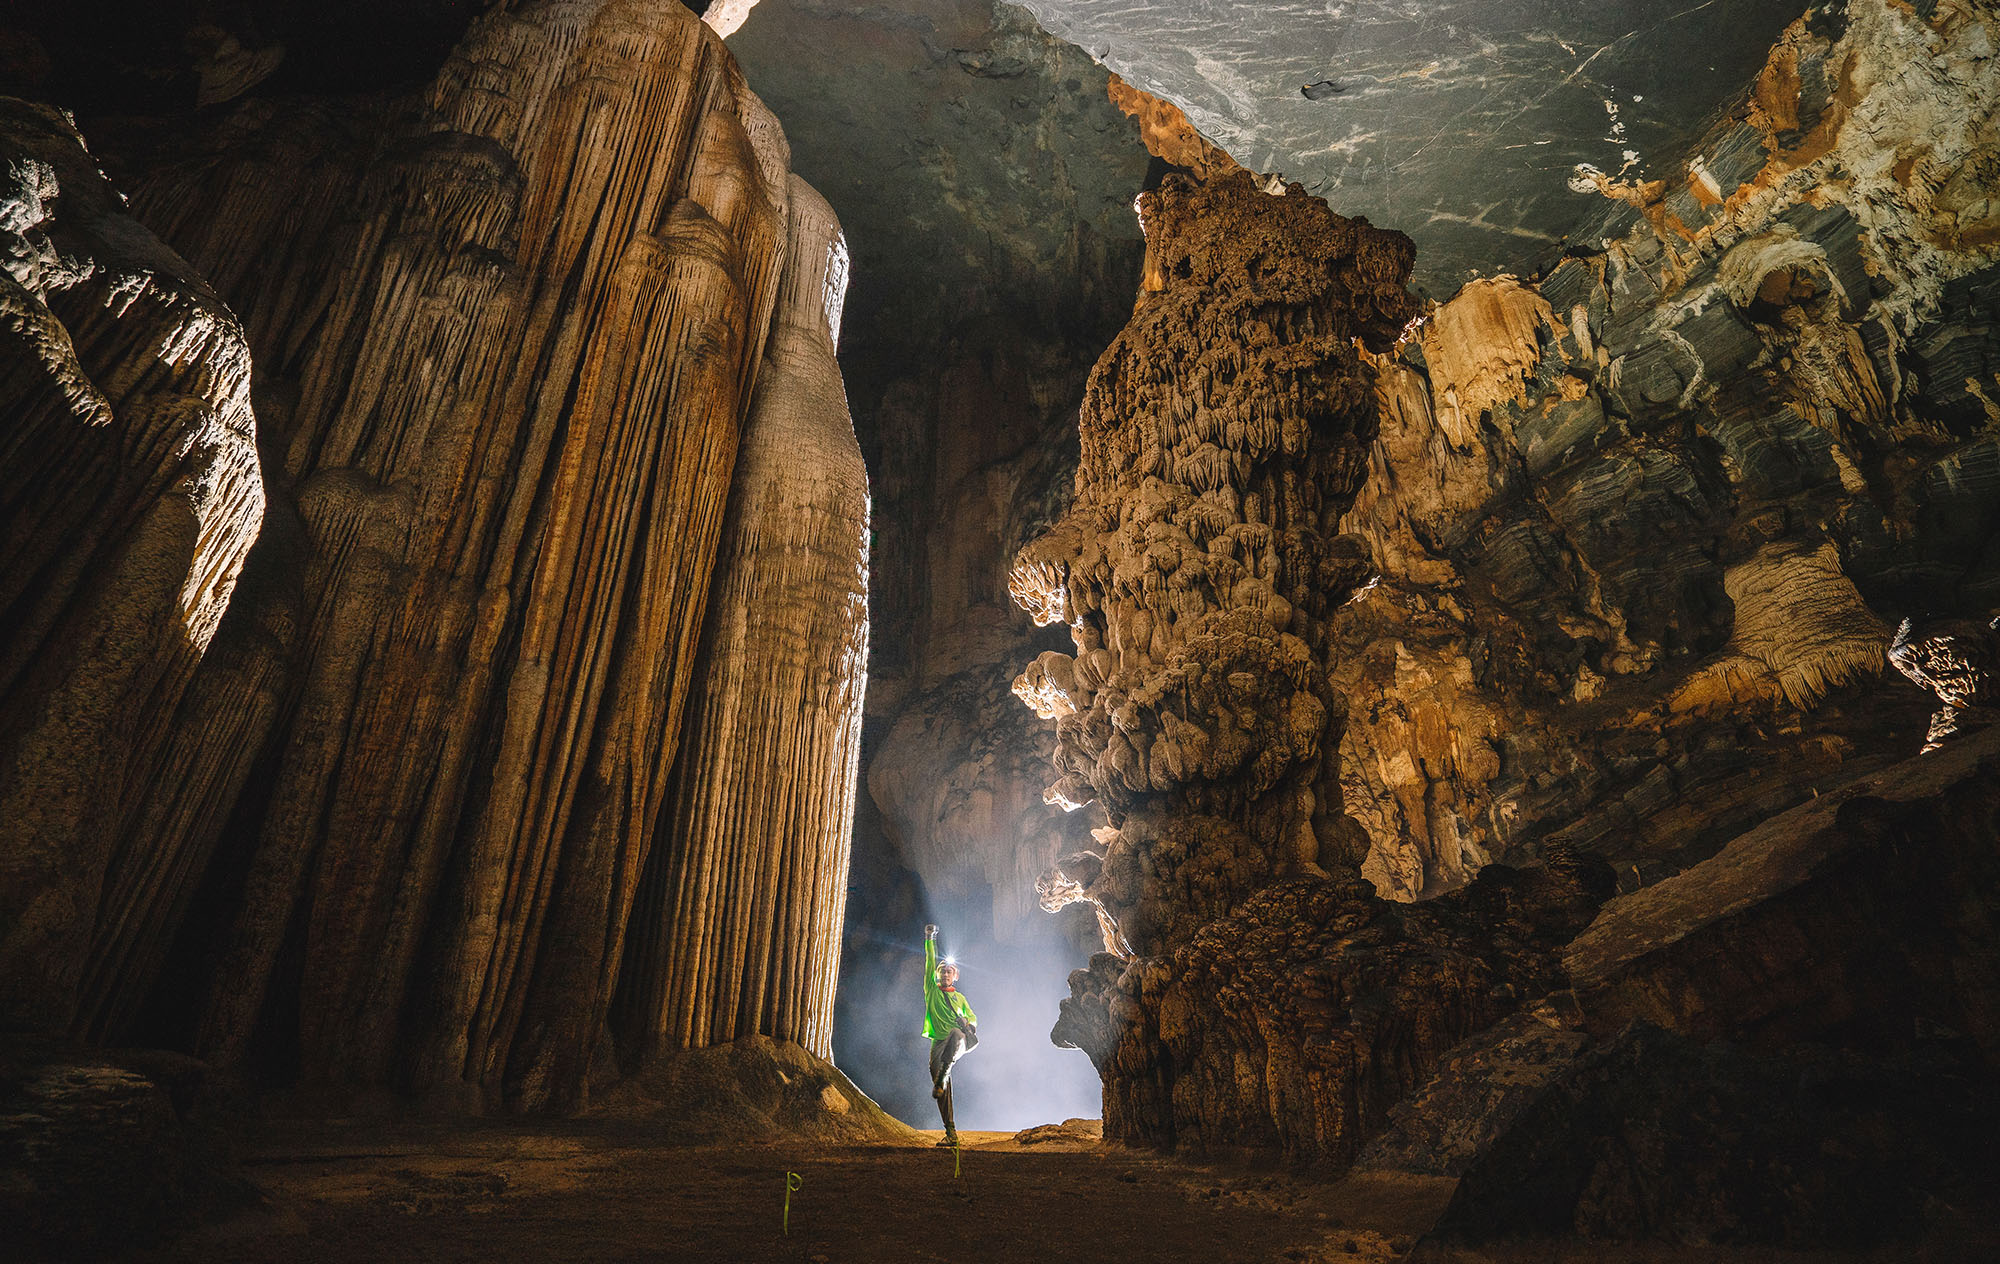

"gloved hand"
[924, 924, 938, 938]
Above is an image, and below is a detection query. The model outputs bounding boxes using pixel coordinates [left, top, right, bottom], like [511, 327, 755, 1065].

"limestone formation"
[1010, 170, 1485, 1163]
[1104, 73, 1238, 182]
[1, 0, 867, 1115]
[1889, 614, 2000, 751]
[1004, 0, 2000, 1180]
[0, 99, 262, 1033]
[1010, 170, 1416, 952]
[1326, 0, 2000, 898]
[1062, 857, 1612, 1171]
[614, 177, 868, 1065]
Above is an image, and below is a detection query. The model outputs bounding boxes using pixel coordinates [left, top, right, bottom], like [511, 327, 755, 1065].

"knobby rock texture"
[1011, 169, 1418, 954]
[0, 0, 867, 1115]
[1005, 171, 1608, 1167]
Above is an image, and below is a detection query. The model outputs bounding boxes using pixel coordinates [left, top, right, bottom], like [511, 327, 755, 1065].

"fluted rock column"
[0, 99, 262, 1031]
[29, 1, 802, 1112]
[615, 176, 868, 1063]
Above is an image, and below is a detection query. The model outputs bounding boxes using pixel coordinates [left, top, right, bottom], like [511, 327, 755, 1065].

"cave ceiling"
[1013, 0, 1816, 293]
[731, 0, 1822, 299]
[6, 0, 1824, 298]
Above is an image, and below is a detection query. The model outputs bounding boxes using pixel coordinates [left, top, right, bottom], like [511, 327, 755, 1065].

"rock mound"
[588, 1036, 919, 1145]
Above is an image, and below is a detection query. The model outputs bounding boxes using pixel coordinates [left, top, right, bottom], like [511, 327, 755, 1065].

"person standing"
[922, 924, 978, 1146]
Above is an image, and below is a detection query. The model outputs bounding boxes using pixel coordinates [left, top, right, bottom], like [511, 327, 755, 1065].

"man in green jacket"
[923, 924, 978, 1146]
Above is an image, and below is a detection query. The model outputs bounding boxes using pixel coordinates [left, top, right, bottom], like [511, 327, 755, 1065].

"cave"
[3, 0, 1998, 1260]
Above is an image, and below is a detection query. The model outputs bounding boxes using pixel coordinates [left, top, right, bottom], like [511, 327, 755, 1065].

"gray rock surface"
[1014, 0, 1811, 292]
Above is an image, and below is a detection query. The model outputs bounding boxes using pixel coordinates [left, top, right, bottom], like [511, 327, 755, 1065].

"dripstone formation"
[0, 0, 866, 1116]
[1010, 170, 1419, 956]
[1010, 0, 2000, 1194]
[1008, 172, 1608, 1166]
[0, 99, 264, 1034]
[614, 176, 869, 1065]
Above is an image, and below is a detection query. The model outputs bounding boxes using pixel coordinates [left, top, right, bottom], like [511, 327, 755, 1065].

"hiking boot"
[936, 1132, 959, 1148]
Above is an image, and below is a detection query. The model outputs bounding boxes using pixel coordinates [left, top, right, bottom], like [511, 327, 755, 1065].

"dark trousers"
[929, 1027, 977, 1131]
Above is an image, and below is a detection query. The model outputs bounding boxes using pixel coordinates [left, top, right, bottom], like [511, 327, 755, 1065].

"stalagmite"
[1011, 170, 1419, 957]
[615, 176, 869, 1065]
[999, 172, 1609, 1171]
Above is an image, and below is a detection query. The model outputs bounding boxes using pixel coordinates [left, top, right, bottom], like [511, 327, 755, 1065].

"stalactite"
[615, 176, 869, 1064]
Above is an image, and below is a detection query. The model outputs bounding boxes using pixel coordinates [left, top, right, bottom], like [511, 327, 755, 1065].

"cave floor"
[131, 1119, 1992, 1264]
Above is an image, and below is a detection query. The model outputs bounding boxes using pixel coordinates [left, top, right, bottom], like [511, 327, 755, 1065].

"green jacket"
[923, 933, 977, 1039]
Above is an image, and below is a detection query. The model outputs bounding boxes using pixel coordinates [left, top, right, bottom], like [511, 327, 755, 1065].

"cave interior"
[2, 0, 1999, 1260]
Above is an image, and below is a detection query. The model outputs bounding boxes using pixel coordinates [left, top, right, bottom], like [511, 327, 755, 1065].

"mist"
[831, 885, 1101, 1132]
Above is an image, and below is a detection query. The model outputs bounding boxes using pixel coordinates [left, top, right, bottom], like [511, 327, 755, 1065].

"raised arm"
[923, 924, 942, 1008]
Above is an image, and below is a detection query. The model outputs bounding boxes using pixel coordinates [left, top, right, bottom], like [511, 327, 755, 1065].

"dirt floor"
[114, 1119, 1996, 1264]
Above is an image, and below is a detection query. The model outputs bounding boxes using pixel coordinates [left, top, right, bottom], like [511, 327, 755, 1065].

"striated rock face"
[1, 0, 868, 1116]
[614, 177, 868, 1065]
[158, 1, 785, 1114]
[1329, 0, 2000, 899]
[1010, 169, 1418, 957]
[0, 100, 262, 1033]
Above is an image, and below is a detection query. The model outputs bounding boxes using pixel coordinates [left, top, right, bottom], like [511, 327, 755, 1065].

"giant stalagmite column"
[615, 176, 869, 1064]
[0, 1, 832, 1114]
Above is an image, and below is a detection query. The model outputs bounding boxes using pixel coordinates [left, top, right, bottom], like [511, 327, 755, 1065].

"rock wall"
[0, 0, 867, 1115]
[1013, 0, 2000, 1173]
[1331, 0, 2000, 899]
[0, 100, 262, 1032]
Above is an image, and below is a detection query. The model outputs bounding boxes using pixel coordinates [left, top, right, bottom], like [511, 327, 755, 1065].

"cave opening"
[724, 0, 1150, 1131]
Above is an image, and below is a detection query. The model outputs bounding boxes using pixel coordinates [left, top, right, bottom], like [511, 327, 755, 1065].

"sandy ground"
[113, 1119, 1995, 1264]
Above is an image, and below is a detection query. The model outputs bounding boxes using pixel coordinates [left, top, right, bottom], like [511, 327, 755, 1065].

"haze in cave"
[2, 1, 1998, 1260]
